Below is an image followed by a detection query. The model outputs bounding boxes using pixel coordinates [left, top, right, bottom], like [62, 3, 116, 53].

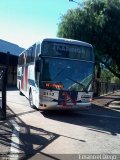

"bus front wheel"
[29, 91, 35, 109]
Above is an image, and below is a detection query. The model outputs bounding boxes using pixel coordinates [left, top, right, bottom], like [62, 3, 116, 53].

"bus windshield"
[41, 41, 94, 61]
[39, 57, 94, 92]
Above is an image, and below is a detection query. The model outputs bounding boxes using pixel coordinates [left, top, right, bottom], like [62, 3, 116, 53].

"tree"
[57, 0, 120, 79]
[101, 67, 120, 83]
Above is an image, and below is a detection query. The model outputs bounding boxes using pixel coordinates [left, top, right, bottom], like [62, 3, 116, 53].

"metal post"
[1, 52, 9, 120]
[2, 68, 6, 119]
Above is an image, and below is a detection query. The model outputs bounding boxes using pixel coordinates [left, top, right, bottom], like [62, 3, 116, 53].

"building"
[0, 39, 24, 87]
[0, 52, 18, 86]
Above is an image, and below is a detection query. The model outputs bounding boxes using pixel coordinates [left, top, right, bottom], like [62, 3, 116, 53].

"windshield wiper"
[67, 77, 88, 93]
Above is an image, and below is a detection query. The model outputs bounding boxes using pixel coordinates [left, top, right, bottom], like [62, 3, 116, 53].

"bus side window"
[36, 44, 40, 58]
[31, 44, 36, 62]
[26, 48, 31, 63]
[19, 53, 24, 65]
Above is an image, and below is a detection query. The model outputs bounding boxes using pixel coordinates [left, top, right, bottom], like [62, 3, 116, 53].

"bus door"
[21, 52, 28, 92]
[34, 59, 41, 107]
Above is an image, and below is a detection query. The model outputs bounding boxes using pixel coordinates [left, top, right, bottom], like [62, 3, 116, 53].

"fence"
[93, 81, 120, 97]
[0, 67, 7, 120]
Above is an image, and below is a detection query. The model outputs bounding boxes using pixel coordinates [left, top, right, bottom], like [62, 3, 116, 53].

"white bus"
[17, 38, 94, 110]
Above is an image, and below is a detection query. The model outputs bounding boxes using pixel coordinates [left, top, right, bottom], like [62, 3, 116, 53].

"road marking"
[81, 112, 120, 119]
[10, 120, 20, 159]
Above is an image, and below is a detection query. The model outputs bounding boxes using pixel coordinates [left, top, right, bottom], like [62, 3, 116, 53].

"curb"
[93, 90, 119, 100]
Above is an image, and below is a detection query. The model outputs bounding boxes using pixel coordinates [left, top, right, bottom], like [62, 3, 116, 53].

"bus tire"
[29, 90, 35, 109]
[19, 89, 23, 95]
[19, 84, 23, 95]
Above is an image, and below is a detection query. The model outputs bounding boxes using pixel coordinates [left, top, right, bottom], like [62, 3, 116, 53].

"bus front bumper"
[39, 102, 92, 110]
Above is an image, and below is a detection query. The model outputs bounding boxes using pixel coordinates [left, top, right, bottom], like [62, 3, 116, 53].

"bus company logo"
[58, 91, 77, 106]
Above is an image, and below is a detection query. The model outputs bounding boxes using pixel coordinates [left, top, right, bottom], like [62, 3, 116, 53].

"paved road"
[0, 90, 120, 159]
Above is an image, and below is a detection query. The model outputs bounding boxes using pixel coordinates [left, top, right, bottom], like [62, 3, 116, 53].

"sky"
[0, 0, 83, 49]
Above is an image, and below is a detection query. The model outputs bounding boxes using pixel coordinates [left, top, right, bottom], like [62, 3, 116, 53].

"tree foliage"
[57, 0, 120, 79]
[101, 67, 120, 83]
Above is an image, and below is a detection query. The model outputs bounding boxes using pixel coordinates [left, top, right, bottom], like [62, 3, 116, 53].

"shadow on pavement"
[0, 106, 60, 160]
[0, 121, 13, 149]
[18, 123, 59, 160]
[42, 92, 120, 136]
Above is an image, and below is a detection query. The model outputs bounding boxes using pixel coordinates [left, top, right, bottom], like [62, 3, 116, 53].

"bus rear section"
[39, 89, 93, 110]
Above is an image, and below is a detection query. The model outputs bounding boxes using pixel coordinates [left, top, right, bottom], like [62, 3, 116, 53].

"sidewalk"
[109, 101, 120, 110]
[93, 91, 120, 110]
[0, 91, 120, 159]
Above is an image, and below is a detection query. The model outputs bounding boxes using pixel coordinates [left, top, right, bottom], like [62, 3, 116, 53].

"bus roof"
[19, 37, 93, 56]
[41, 37, 93, 48]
